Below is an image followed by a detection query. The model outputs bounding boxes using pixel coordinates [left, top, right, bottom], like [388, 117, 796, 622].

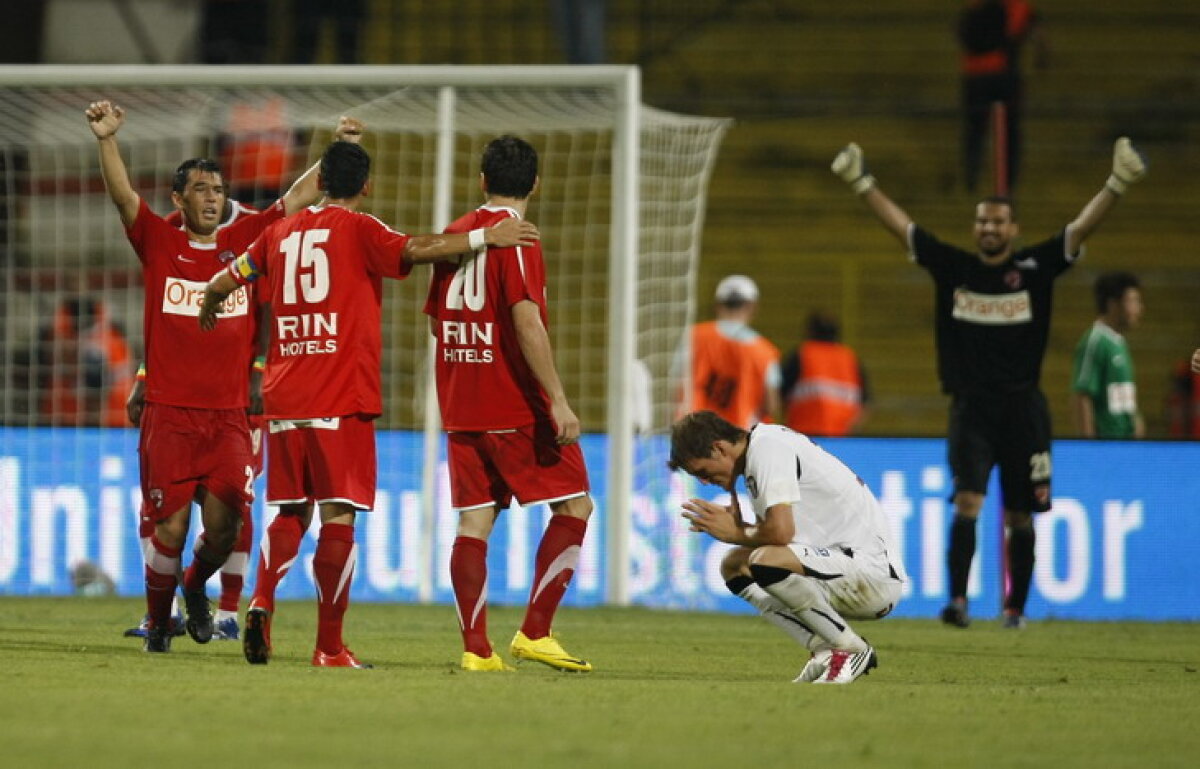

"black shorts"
[947, 388, 1052, 514]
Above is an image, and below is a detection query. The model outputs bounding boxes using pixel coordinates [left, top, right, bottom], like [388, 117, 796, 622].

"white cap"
[714, 274, 759, 304]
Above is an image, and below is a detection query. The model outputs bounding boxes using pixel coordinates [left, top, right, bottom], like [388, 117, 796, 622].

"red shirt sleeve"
[124, 197, 163, 265]
[360, 214, 413, 279]
[496, 244, 546, 312]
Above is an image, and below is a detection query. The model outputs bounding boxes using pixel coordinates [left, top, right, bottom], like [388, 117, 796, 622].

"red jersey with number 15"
[424, 205, 551, 431]
[126, 197, 284, 409]
[233, 204, 413, 420]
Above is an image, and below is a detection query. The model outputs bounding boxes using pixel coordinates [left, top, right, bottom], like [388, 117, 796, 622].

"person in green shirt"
[1071, 271, 1144, 438]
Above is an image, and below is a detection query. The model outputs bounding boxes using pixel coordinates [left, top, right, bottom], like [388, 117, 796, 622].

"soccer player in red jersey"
[86, 99, 361, 653]
[424, 136, 595, 673]
[123, 202, 266, 642]
[200, 140, 539, 668]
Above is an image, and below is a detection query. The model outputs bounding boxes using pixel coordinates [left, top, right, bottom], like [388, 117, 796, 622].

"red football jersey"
[423, 205, 551, 431]
[235, 204, 413, 420]
[127, 197, 284, 409]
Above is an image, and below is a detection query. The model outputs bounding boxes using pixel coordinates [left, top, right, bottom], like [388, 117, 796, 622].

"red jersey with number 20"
[424, 205, 550, 431]
[127, 197, 284, 409]
[233, 204, 413, 420]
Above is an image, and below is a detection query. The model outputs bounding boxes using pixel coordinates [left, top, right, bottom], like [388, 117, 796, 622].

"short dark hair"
[320, 141, 371, 199]
[977, 195, 1017, 221]
[806, 311, 840, 342]
[481, 135, 538, 198]
[172, 158, 223, 193]
[668, 411, 747, 471]
[1094, 271, 1140, 314]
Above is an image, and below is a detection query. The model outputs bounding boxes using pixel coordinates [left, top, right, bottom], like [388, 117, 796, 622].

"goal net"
[0, 66, 729, 605]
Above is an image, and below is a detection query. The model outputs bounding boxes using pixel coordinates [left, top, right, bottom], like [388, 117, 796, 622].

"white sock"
[760, 573, 866, 652]
[737, 583, 823, 651]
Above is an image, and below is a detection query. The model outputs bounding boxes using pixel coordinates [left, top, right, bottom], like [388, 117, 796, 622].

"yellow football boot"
[509, 631, 593, 673]
[461, 651, 515, 672]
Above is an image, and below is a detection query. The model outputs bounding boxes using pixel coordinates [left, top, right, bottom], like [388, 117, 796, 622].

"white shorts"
[786, 543, 904, 620]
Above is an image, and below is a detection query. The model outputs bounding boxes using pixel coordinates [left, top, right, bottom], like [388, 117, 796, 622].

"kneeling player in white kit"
[669, 410, 907, 684]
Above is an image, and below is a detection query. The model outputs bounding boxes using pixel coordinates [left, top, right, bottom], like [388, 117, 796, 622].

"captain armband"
[231, 254, 260, 282]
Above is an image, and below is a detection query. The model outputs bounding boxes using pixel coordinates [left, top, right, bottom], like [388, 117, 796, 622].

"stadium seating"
[338, 0, 1200, 436]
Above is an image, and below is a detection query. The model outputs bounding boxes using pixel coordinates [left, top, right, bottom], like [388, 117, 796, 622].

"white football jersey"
[742, 424, 906, 580]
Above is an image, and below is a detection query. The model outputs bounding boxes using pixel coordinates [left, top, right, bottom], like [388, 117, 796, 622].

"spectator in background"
[200, 0, 270, 64]
[37, 296, 134, 427]
[290, 0, 366, 64]
[957, 0, 1048, 192]
[780, 311, 869, 437]
[1071, 272, 1144, 439]
[551, 0, 607, 64]
[681, 275, 781, 430]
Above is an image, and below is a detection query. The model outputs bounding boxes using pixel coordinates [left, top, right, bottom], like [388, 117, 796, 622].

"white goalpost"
[0, 65, 730, 605]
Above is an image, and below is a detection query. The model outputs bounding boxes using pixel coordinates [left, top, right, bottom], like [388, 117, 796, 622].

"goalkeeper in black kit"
[832, 136, 1146, 628]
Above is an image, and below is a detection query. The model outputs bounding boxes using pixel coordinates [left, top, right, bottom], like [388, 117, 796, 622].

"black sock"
[947, 514, 977, 602]
[725, 575, 754, 596]
[748, 563, 793, 589]
[1005, 525, 1036, 614]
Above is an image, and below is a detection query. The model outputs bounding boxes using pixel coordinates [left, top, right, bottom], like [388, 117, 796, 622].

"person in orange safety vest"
[780, 312, 870, 437]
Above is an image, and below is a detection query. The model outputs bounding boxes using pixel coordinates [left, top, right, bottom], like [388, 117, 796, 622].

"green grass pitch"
[1, 597, 1197, 768]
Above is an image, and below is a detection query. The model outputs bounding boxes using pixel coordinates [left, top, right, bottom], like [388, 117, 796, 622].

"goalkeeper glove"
[831, 143, 876, 194]
[1105, 137, 1147, 195]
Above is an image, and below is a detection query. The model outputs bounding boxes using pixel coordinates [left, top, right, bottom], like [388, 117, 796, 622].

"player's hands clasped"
[85, 101, 126, 140]
[1106, 137, 1147, 195]
[488, 217, 540, 248]
[681, 498, 741, 544]
[831, 142, 876, 194]
[334, 115, 364, 144]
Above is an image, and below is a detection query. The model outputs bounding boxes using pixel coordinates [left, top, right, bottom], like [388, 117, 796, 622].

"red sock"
[313, 522, 356, 655]
[250, 512, 305, 615]
[520, 515, 587, 639]
[144, 534, 181, 629]
[219, 516, 254, 613]
[183, 532, 227, 594]
[450, 536, 491, 657]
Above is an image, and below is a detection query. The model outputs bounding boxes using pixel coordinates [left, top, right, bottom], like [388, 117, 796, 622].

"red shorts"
[266, 414, 376, 509]
[447, 423, 590, 511]
[138, 403, 255, 523]
[247, 414, 266, 477]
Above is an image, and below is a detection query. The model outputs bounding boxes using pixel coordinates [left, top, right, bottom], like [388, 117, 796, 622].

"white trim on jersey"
[362, 212, 407, 236]
[268, 417, 341, 432]
[480, 204, 522, 220]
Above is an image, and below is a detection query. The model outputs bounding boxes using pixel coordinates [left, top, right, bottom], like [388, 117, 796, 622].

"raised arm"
[831, 143, 913, 249]
[402, 217, 540, 265]
[85, 101, 140, 228]
[1065, 137, 1146, 254]
[512, 300, 580, 445]
[280, 115, 365, 215]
